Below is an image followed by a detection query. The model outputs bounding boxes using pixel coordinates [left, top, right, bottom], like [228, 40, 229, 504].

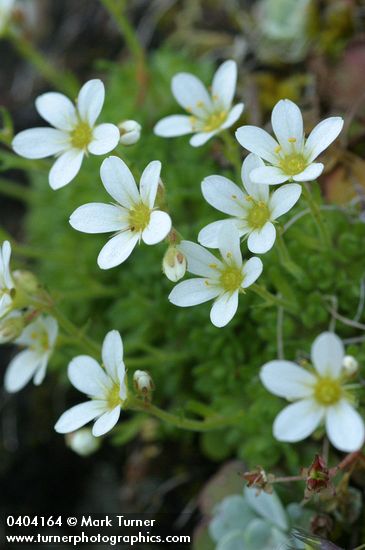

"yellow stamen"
[70, 121, 92, 149]
[129, 202, 151, 232]
[314, 377, 342, 406]
[220, 266, 243, 293]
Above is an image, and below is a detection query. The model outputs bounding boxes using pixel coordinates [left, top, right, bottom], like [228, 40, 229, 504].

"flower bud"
[0, 313, 25, 344]
[13, 270, 39, 295]
[342, 355, 358, 376]
[118, 120, 141, 145]
[133, 370, 154, 399]
[66, 428, 100, 457]
[162, 246, 186, 282]
[305, 454, 330, 497]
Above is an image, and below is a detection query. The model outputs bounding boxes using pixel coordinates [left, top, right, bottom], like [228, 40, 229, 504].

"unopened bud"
[133, 370, 154, 399]
[66, 428, 100, 457]
[342, 355, 358, 376]
[13, 270, 39, 294]
[0, 313, 25, 344]
[162, 246, 186, 282]
[118, 120, 141, 145]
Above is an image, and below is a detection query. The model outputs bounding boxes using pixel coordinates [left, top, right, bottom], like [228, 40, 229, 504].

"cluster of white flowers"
[7, 61, 363, 456]
[0, 241, 58, 391]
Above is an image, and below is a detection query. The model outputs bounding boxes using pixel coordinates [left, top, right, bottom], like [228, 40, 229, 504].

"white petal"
[54, 401, 105, 434]
[43, 316, 58, 348]
[241, 153, 268, 201]
[77, 79, 105, 126]
[49, 149, 84, 190]
[242, 257, 263, 288]
[269, 183, 301, 219]
[92, 405, 121, 437]
[326, 401, 365, 452]
[212, 60, 237, 110]
[198, 219, 248, 248]
[250, 166, 288, 185]
[97, 231, 139, 269]
[305, 117, 344, 163]
[4, 350, 41, 392]
[247, 222, 276, 254]
[33, 355, 49, 386]
[70, 203, 126, 234]
[210, 291, 239, 327]
[273, 400, 324, 442]
[102, 330, 124, 382]
[260, 360, 316, 399]
[218, 221, 242, 267]
[311, 331, 344, 377]
[12, 128, 68, 159]
[0, 240, 13, 289]
[271, 99, 304, 152]
[221, 103, 244, 130]
[68, 355, 111, 398]
[154, 115, 193, 137]
[88, 123, 119, 155]
[235, 126, 279, 164]
[201, 175, 246, 216]
[35, 92, 77, 131]
[293, 163, 324, 182]
[100, 156, 139, 207]
[190, 130, 216, 147]
[179, 241, 222, 277]
[142, 210, 171, 245]
[169, 278, 220, 307]
[172, 73, 212, 117]
[139, 160, 161, 208]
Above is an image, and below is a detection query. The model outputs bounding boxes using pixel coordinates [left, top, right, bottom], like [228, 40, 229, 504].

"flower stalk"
[301, 182, 331, 247]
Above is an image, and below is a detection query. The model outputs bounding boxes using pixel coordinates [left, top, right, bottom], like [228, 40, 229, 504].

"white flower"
[199, 153, 301, 254]
[154, 60, 244, 147]
[66, 428, 100, 457]
[162, 245, 187, 282]
[260, 332, 365, 452]
[169, 223, 263, 327]
[0, 0, 14, 35]
[54, 330, 127, 437]
[118, 119, 141, 145]
[12, 79, 120, 190]
[236, 99, 343, 184]
[69, 156, 172, 269]
[4, 315, 58, 392]
[0, 241, 14, 319]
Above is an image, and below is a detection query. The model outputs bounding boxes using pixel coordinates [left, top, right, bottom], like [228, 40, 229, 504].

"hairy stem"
[128, 397, 244, 432]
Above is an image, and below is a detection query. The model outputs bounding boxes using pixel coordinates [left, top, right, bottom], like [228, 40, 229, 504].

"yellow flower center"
[71, 121, 93, 149]
[107, 384, 121, 409]
[202, 110, 228, 132]
[246, 200, 270, 229]
[31, 330, 49, 352]
[219, 266, 243, 293]
[129, 202, 151, 232]
[279, 152, 307, 176]
[314, 377, 342, 406]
